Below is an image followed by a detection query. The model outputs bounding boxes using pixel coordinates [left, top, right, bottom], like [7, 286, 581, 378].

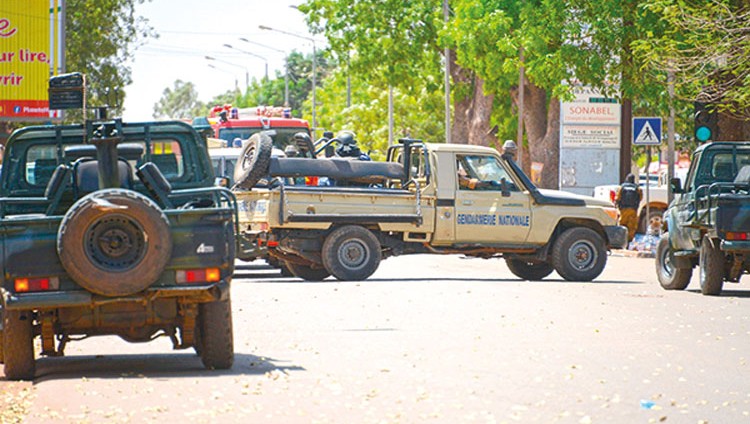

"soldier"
[615, 173, 642, 242]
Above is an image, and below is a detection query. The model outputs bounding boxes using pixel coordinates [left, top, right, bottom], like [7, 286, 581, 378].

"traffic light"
[694, 102, 718, 142]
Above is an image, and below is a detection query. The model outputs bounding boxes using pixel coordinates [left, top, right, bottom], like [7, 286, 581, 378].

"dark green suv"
[0, 119, 237, 380]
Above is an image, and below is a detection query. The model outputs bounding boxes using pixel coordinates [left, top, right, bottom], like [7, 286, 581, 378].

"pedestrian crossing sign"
[633, 117, 662, 145]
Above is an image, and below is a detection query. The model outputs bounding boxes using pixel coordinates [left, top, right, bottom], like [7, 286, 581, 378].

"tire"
[551, 227, 607, 282]
[3, 309, 35, 380]
[198, 298, 234, 370]
[233, 133, 273, 189]
[322, 225, 381, 281]
[57, 189, 173, 297]
[699, 235, 725, 296]
[655, 233, 692, 290]
[505, 258, 554, 280]
[286, 262, 331, 281]
[638, 208, 664, 234]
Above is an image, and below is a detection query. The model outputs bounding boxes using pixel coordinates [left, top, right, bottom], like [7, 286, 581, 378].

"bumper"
[720, 240, 750, 252]
[2, 281, 230, 311]
[604, 225, 629, 249]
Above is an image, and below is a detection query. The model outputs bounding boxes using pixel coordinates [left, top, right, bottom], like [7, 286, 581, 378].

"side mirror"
[500, 178, 511, 197]
[670, 177, 683, 194]
[215, 177, 230, 187]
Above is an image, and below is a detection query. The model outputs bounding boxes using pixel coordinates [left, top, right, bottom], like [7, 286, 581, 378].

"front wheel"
[198, 298, 234, 370]
[699, 235, 724, 296]
[551, 227, 607, 282]
[655, 233, 692, 290]
[322, 225, 381, 281]
[505, 258, 554, 280]
[3, 309, 35, 380]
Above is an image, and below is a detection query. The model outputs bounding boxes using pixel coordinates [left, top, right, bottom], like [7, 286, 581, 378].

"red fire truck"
[209, 105, 313, 157]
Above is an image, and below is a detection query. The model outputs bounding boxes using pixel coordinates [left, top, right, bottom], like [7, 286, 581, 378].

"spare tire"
[57, 189, 173, 296]
[234, 133, 273, 189]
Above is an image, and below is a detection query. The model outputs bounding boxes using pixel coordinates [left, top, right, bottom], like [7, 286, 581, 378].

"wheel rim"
[85, 214, 146, 271]
[338, 239, 370, 270]
[240, 144, 256, 171]
[568, 240, 597, 271]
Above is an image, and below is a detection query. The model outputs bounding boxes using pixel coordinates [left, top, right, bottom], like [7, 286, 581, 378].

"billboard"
[0, 0, 65, 121]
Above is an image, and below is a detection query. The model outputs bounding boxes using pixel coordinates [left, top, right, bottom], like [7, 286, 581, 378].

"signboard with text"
[0, 1, 65, 121]
[559, 85, 621, 196]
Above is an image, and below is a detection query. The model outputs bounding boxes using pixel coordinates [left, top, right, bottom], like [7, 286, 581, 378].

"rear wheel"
[551, 227, 607, 281]
[655, 233, 692, 290]
[3, 309, 35, 380]
[322, 225, 381, 281]
[699, 235, 724, 296]
[287, 263, 330, 281]
[505, 258, 554, 280]
[198, 298, 234, 370]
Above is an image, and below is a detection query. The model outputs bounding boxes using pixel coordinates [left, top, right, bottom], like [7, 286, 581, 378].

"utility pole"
[517, 46, 525, 168]
[443, 0, 451, 144]
[667, 70, 676, 204]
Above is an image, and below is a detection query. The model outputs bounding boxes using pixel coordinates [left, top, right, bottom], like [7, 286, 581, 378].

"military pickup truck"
[235, 138, 627, 282]
[656, 142, 750, 295]
[0, 119, 237, 380]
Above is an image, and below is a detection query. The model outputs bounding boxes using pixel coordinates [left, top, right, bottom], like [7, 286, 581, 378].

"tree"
[152, 80, 205, 120]
[300, 0, 462, 144]
[633, 0, 750, 140]
[66, 0, 155, 118]
[1, 0, 154, 137]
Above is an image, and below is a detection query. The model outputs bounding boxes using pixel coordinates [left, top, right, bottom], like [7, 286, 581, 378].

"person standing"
[615, 173, 642, 242]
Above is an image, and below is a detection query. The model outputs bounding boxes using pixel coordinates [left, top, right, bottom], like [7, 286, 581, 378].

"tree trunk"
[718, 112, 750, 141]
[449, 51, 495, 147]
[517, 82, 560, 189]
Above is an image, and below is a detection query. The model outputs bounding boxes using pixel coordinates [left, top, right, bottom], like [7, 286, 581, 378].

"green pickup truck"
[0, 119, 237, 380]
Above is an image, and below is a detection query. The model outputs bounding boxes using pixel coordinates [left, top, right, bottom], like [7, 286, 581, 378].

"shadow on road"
[686, 289, 750, 298]
[31, 352, 304, 384]
[363, 277, 644, 285]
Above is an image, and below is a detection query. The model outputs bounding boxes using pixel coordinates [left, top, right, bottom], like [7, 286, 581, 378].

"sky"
[122, 0, 322, 121]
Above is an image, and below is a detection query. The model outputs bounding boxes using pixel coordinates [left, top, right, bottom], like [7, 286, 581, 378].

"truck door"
[454, 154, 532, 244]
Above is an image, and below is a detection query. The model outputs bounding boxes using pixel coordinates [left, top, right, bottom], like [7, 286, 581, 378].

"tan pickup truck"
[234, 138, 627, 282]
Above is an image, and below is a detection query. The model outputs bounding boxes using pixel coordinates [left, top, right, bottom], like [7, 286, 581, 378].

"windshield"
[691, 147, 750, 189]
[218, 127, 313, 157]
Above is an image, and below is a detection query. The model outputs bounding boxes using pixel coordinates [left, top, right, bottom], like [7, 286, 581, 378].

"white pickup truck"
[593, 169, 688, 233]
[234, 137, 627, 282]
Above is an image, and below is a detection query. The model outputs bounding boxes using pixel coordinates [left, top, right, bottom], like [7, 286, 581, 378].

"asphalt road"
[5, 253, 750, 423]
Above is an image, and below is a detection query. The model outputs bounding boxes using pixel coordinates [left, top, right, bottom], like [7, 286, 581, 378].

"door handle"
[462, 200, 473, 205]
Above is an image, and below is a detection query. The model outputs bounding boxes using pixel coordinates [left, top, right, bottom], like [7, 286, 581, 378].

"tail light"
[15, 277, 60, 293]
[725, 232, 750, 241]
[176, 268, 221, 284]
[305, 176, 319, 186]
[609, 189, 616, 204]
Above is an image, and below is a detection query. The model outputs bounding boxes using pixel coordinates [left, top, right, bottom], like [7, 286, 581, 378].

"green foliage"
[66, 0, 155, 120]
[633, 0, 750, 117]
[309, 67, 444, 159]
[152, 80, 206, 119]
[301, 0, 446, 149]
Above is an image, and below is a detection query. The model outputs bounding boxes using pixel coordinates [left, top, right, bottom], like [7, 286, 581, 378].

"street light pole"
[259, 25, 317, 134]
[205, 55, 248, 91]
[238, 37, 289, 106]
[207, 64, 238, 89]
[223, 44, 268, 80]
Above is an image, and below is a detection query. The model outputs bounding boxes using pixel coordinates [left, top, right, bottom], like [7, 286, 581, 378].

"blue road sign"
[633, 117, 662, 145]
